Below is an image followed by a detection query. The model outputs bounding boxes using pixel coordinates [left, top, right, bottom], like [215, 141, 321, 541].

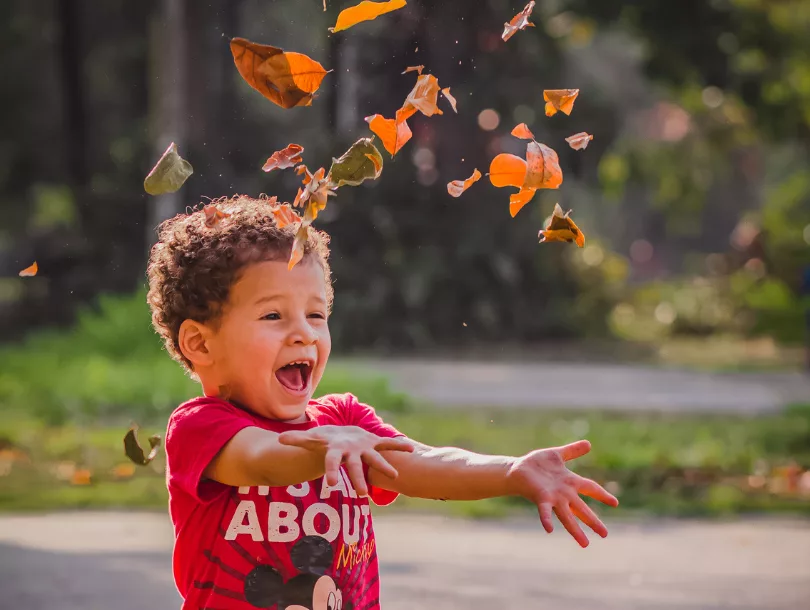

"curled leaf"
[293, 167, 336, 221]
[441, 87, 458, 113]
[230, 38, 330, 109]
[204, 204, 230, 228]
[511, 123, 535, 140]
[401, 73, 443, 119]
[502, 1, 536, 42]
[544, 89, 580, 117]
[124, 424, 162, 466]
[509, 188, 537, 217]
[262, 143, 305, 172]
[327, 137, 384, 187]
[144, 142, 193, 195]
[18, 261, 38, 277]
[538, 203, 585, 247]
[447, 168, 482, 198]
[289, 222, 309, 270]
[329, 0, 407, 34]
[490, 141, 563, 217]
[271, 203, 300, 229]
[524, 141, 563, 190]
[365, 113, 412, 157]
[402, 65, 424, 75]
[565, 132, 594, 150]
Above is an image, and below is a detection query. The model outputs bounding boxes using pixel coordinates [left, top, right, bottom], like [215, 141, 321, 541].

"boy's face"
[205, 258, 331, 422]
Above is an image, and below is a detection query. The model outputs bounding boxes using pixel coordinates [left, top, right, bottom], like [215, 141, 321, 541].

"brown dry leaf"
[289, 223, 309, 270]
[203, 204, 230, 228]
[490, 141, 563, 217]
[402, 65, 424, 75]
[441, 87, 458, 113]
[502, 1, 536, 42]
[447, 168, 482, 197]
[143, 142, 193, 195]
[329, 0, 407, 34]
[365, 113, 412, 157]
[124, 424, 162, 466]
[538, 203, 585, 247]
[271, 203, 301, 229]
[70, 469, 93, 486]
[509, 187, 537, 217]
[18, 261, 38, 277]
[230, 38, 331, 109]
[262, 143, 305, 172]
[511, 123, 535, 140]
[488, 153, 527, 189]
[400, 73, 443, 119]
[523, 141, 563, 190]
[293, 167, 336, 221]
[565, 132, 594, 150]
[544, 89, 580, 116]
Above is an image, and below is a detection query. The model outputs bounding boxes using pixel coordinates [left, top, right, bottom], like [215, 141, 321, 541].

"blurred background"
[1, 0, 809, 608]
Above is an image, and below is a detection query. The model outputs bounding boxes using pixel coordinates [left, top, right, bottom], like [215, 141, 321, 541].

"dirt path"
[0, 511, 808, 610]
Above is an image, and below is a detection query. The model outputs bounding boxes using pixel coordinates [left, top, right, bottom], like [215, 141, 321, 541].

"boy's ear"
[178, 319, 215, 368]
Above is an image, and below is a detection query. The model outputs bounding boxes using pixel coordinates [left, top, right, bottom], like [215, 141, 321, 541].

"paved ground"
[0, 511, 808, 610]
[337, 358, 810, 413]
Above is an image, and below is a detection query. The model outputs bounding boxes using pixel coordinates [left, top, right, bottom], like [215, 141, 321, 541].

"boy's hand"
[506, 439, 619, 548]
[277, 426, 414, 497]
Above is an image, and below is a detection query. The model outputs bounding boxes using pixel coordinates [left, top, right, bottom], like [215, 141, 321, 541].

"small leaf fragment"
[203, 204, 230, 228]
[124, 424, 162, 466]
[502, 1, 536, 42]
[441, 87, 458, 113]
[365, 114, 412, 157]
[565, 132, 594, 150]
[329, 0, 407, 34]
[538, 203, 585, 247]
[288, 223, 309, 270]
[523, 141, 563, 190]
[509, 187, 536, 217]
[543, 89, 580, 117]
[447, 168, 482, 197]
[511, 123, 535, 140]
[402, 65, 424, 75]
[262, 143, 305, 172]
[18, 261, 38, 277]
[327, 137, 384, 187]
[271, 203, 301, 229]
[144, 142, 193, 195]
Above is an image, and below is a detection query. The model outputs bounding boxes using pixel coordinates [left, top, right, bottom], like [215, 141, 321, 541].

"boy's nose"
[287, 320, 318, 345]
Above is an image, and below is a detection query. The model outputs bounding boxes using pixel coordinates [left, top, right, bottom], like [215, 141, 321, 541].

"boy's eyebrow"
[253, 294, 327, 306]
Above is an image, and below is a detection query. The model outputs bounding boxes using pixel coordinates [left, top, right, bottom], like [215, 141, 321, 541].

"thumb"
[277, 430, 321, 450]
[557, 439, 591, 462]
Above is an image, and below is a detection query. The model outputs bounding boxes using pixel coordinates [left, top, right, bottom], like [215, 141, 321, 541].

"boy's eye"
[309, 312, 326, 319]
[261, 313, 281, 321]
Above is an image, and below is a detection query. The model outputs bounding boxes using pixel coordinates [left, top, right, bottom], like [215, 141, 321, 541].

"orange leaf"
[70, 469, 93, 486]
[18, 261, 38, 277]
[329, 0, 408, 33]
[447, 168, 482, 197]
[271, 203, 301, 229]
[402, 65, 424, 75]
[365, 152, 383, 174]
[509, 187, 536, 217]
[441, 87, 458, 113]
[204, 204, 230, 228]
[543, 89, 580, 116]
[488, 153, 527, 188]
[524, 141, 563, 190]
[365, 114, 412, 157]
[230, 38, 330, 109]
[511, 123, 535, 140]
[502, 1, 536, 42]
[288, 223, 309, 271]
[401, 74, 443, 118]
[262, 143, 305, 172]
[538, 203, 585, 247]
[565, 131, 594, 150]
[112, 463, 136, 480]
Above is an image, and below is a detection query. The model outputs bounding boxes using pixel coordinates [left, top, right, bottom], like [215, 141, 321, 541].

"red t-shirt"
[165, 393, 404, 610]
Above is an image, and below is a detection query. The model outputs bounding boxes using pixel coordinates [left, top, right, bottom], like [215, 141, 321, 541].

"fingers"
[571, 496, 608, 538]
[557, 439, 591, 462]
[277, 430, 321, 450]
[554, 504, 589, 548]
[375, 436, 415, 453]
[324, 449, 343, 487]
[362, 449, 400, 480]
[576, 476, 619, 507]
[345, 455, 368, 497]
[537, 502, 554, 534]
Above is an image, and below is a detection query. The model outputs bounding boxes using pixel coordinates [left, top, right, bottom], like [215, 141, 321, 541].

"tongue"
[276, 365, 304, 391]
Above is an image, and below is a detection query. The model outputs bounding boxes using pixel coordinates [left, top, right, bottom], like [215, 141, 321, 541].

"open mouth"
[274, 360, 313, 394]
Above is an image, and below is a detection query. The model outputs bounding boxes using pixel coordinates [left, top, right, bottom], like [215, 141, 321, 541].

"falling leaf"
[509, 187, 537, 217]
[511, 123, 535, 140]
[490, 141, 563, 217]
[230, 38, 331, 109]
[289, 223, 309, 270]
[447, 168, 482, 197]
[271, 203, 301, 229]
[544, 89, 580, 117]
[112, 463, 136, 480]
[124, 424, 162, 466]
[488, 153, 527, 189]
[566, 132, 594, 150]
[402, 65, 424, 75]
[323, 0, 327, 10]
[204, 204, 230, 228]
[327, 137, 384, 187]
[538, 203, 585, 247]
[262, 143, 305, 172]
[329, 0, 407, 34]
[365, 114, 412, 157]
[524, 141, 563, 190]
[18, 261, 37, 277]
[400, 73, 443, 119]
[502, 1, 535, 42]
[70, 469, 93, 486]
[293, 167, 336, 221]
[441, 87, 458, 113]
[143, 142, 193, 195]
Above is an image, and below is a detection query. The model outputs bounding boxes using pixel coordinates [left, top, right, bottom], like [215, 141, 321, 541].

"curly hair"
[146, 194, 333, 372]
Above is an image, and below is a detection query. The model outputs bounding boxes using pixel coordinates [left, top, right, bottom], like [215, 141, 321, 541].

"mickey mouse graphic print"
[165, 394, 403, 610]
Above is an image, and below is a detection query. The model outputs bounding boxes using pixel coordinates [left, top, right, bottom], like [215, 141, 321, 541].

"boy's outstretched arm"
[370, 439, 619, 548]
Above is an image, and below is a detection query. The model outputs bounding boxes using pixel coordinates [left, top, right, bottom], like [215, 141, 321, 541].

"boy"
[148, 195, 618, 610]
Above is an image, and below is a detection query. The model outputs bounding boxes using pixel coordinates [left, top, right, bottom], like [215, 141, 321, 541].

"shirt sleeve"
[165, 397, 257, 503]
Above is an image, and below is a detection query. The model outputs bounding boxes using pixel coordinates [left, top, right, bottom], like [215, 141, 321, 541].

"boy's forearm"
[255, 439, 327, 487]
[371, 444, 515, 500]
